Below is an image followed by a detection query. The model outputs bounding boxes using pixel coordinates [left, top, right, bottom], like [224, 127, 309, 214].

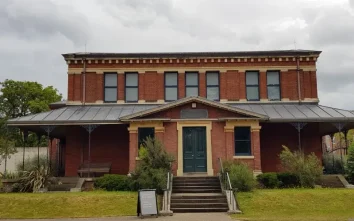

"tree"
[0, 80, 62, 118]
[0, 80, 62, 147]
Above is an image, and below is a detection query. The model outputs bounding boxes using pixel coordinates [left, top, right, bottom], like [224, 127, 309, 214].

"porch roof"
[229, 103, 354, 122]
[7, 100, 354, 126]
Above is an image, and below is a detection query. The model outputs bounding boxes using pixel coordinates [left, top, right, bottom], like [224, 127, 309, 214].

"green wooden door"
[183, 127, 207, 173]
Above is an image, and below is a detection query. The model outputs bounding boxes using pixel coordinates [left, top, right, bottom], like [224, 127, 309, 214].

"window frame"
[138, 127, 155, 150]
[185, 72, 199, 97]
[164, 72, 179, 102]
[125, 72, 139, 103]
[266, 70, 281, 101]
[234, 127, 252, 156]
[103, 72, 118, 103]
[245, 71, 260, 101]
[206, 71, 220, 101]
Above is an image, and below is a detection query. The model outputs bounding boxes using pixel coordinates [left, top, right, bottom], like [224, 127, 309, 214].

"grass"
[1, 189, 353, 220]
[234, 188, 354, 221]
[0, 191, 137, 219]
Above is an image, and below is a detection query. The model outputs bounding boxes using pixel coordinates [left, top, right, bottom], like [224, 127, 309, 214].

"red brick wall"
[259, 71, 267, 99]
[211, 122, 227, 173]
[118, 74, 125, 100]
[162, 122, 178, 174]
[260, 123, 322, 172]
[199, 72, 206, 97]
[65, 125, 129, 176]
[67, 59, 318, 102]
[146, 102, 247, 119]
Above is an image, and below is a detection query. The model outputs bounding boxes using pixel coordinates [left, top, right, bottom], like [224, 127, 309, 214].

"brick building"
[8, 50, 354, 177]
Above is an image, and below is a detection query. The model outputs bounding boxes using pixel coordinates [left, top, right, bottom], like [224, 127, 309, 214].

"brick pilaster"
[251, 127, 262, 172]
[128, 129, 138, 172]
[259, 71, 267, 100]
[199, 71, 206, 97]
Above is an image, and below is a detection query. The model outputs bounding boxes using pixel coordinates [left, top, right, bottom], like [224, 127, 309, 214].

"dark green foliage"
[346, 143, 354, 184]
[94, 175, 132, 191]
[277, 172, 300, 188]
[257, 173, 279, 188]
[323, 152, 346, 174]
[0, 80, 62, 147]
[223, 160, 256, 192]
[131, 137, 174, 194]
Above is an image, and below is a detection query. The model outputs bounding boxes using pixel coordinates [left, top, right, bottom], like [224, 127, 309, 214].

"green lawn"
[234, 188, 354, 221]
[0, 191, 137, 219]
[0, 189, 353, 220]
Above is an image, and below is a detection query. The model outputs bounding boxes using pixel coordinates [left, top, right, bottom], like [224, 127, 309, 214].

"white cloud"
[0, 0, 353, 110]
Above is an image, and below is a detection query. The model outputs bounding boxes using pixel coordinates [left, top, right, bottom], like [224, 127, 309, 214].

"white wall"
[0, 147, 47, 173]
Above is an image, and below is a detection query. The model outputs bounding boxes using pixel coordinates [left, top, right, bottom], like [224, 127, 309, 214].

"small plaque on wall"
[180, 109, 208, 119]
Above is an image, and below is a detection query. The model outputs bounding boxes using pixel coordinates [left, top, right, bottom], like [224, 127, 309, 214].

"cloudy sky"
[0, 0, 353, 109]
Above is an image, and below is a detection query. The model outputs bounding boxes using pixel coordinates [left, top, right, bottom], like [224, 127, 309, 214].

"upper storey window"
[165, 72, 178, 101]
[104, 73, 117, 103]
[125, 72, 138, 102]
[246, 71, 260, 101]
[185, 72, 199, 97]
[206, 72, 219, 101]
[267, 71, 281, 101]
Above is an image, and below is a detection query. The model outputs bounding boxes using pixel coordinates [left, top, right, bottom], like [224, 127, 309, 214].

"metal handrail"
[218, 158, 239, 213]
[162, 163, 173, 214]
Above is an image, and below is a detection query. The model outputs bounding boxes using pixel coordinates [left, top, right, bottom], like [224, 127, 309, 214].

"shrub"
[279, 146, 322, 188]
[223, 161, 256, 192]
[131, 137, 174, 194]
[94, 174, 132, 191]
[322, 152, 346, 174]
[257, 172, 279, 188]
[18, 166, 51, 192]
[277, 172, 300, 188]
[346, 143, 354, 184]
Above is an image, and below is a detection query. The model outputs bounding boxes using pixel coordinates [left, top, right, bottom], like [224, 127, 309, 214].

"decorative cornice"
[67, 65, 317, 74]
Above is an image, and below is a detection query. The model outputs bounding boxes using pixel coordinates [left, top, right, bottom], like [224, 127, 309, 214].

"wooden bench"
[78, 162, 112, 177]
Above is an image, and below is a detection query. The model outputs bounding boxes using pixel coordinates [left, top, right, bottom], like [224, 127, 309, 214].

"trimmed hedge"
[257, 172, 279, 188]
[257, 172, 300, 189]
[94, 175, 132, 191]
[277, 172, 300, 188]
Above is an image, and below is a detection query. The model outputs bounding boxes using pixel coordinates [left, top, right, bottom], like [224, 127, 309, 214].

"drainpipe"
[296, 56, 302, 103]
[82, 57, 86, 105]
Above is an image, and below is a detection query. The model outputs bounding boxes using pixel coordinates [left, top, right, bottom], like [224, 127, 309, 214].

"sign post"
[137, 189, 158, 218]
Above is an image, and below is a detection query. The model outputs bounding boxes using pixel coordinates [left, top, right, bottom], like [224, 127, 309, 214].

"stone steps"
[48, 177, 80, 192]
[319, 175, 345, 188]
[171, 176, 228, 213]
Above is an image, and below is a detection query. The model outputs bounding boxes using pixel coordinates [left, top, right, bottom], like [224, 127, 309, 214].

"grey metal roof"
[7, 104, 160, 125]
[230, 104, 354, 122]
[7, 102, 354, 126]
[62, 50, 321, 59]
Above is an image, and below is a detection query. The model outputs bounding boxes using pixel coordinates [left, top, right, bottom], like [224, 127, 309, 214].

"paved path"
[0, 213, 233, 221]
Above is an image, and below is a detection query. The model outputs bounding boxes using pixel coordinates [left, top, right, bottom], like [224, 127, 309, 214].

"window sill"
[233, 156, 254, 159]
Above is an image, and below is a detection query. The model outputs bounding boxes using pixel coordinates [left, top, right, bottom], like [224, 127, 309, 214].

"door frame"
[177, 121, 213, 176]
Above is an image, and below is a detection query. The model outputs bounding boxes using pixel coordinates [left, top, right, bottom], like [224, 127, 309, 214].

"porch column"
[224, 126, 234, 160]
[128, 127, 138, 173]
[251, 126, 262, 175]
